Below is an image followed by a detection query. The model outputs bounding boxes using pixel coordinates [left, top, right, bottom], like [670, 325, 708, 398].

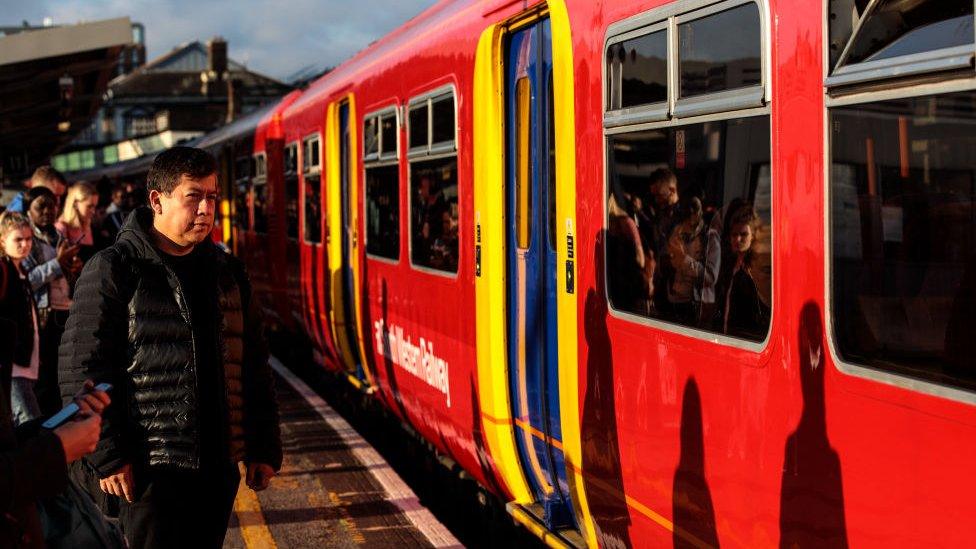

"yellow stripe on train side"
[472, 21, 533, 505]
[547, 0, 596, 546]
[344, 94, 375, 387]
[324, 100, 357, 378]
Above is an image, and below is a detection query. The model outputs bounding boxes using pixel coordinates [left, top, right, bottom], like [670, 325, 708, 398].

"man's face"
[28, 195, 58, 227]
[652, 178, 678, 208]
[152, 173, 218, 249]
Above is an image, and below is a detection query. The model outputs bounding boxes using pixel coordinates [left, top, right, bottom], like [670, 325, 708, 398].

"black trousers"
[119, 464, 240, 549]
[36, 309, 69, 416]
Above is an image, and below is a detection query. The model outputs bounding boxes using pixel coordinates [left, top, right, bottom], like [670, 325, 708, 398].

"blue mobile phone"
[42, 382, 112, 430]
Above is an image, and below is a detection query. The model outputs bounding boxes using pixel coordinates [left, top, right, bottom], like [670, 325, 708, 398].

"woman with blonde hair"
[55, 181, 98, 260]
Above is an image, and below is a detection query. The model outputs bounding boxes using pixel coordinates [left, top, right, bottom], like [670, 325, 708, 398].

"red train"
[82, 0, 976, 546]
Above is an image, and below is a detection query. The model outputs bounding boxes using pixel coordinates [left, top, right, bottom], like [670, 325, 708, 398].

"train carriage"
[75, 0, 976, 546]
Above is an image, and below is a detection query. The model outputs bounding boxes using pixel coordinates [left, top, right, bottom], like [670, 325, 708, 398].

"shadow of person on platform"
[581, 233, 632, 549]
[672, 377, 719, 548]
[779, 302, 848, 548]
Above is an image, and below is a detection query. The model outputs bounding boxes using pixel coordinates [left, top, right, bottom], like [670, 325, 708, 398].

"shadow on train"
[672, 378, 718, 548]
[581, 234, 633, 548]
[778, 302, 848, 548]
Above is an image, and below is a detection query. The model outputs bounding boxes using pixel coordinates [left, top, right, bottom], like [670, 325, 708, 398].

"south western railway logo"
[372, 319, 451, 407]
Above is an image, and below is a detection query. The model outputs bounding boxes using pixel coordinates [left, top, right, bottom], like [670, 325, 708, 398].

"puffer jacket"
[58, 207, 281, 475]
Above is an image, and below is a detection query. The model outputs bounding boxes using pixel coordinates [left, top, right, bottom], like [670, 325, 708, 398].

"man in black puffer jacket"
[58, 146, 282, 549]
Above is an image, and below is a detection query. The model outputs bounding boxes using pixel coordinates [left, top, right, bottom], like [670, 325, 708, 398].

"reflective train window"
[606, 116, 771, 341]
[678, 3, 762, 99]
[284, 143, 299, 239]
[364, 109, 400, 260]
[303, 134, 322, 244]
[252, 153, 268, 234]
[606, 29, 667, 111]
[408, 89, 459, 274]
[831, 90, 976, 391]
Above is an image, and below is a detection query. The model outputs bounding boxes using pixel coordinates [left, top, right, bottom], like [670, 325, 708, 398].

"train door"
[505, 17, 574, 530]
[327, 99, 367, 382]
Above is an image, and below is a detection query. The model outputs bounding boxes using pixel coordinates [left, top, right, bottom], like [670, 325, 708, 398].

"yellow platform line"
[233, 463, 278, 549]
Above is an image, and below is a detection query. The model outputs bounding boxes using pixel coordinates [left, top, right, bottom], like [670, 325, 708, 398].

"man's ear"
[148, 189, 163, 215]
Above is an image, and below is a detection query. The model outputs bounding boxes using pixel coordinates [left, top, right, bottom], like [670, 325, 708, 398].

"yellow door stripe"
[473, 21, 534, 504]
[546, 0, 594, 545]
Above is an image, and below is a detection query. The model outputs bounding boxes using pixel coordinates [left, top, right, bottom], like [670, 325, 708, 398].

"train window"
[364, 117, 379, 160]
[284, 143, 299, 239]
[678, 3, 762, 99]
[380, 113, 398, 159]
[605, 115, 771, 342]
[303, 135, 320, 173]
[364, 107, 401, 261]
[827, 0, 975, 86]
[409, 103, 428, 152]
[410, 156, 459, 273]
[365, 164, 400, 260]
[606, 29, 668, 111]
[431, 95, 455, 148]
[303, 134, 322, 244]
[408, 88, 459, 274]
[830, 90, 976, 391]
[252, 153, 268, 234]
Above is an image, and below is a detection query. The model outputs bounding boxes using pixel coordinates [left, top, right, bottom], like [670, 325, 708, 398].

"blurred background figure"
[6, 167, 68, 214]
[23, 187, 82, 416]
[55, 182, 98, 262]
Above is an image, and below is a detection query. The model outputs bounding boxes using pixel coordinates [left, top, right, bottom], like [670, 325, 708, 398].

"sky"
[0, 0, 440, 81]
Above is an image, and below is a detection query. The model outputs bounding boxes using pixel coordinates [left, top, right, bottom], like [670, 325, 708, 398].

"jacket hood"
[118, 206, 216, 264]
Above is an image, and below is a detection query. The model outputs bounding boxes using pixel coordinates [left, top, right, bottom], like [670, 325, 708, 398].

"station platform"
[223, 359, 462, 548]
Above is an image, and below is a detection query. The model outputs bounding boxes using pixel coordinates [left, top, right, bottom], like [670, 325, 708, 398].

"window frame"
[250, 152, 267, 234]
[406, 84, 461, 278]
[301, 132, 323, 246]
[824, 0, 976, 88]
[233, 155, 253, 232]
[284, 141, 300, 241]
[601, 0, 774, 353]
[363, 105, 402, 264]
[822, 1, 976, 404]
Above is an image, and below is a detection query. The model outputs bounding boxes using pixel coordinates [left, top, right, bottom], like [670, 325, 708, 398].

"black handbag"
[37, 477, 126, 549]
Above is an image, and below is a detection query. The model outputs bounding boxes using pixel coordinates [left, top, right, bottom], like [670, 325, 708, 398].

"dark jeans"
[119, 464, 240, 549]
[36, 309, 69, 416]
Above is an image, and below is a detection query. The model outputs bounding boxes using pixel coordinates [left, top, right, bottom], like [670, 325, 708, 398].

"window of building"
[408, 89, 459, 273]
[285, 143, 299, 239]
[252, 153, 268, 233]
[303, 134, 322, 244]
[604, 0, 771, 344]
[364, 107, 401, 260]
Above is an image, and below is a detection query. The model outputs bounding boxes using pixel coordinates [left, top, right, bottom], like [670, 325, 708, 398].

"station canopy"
[0, 17, 133, 173]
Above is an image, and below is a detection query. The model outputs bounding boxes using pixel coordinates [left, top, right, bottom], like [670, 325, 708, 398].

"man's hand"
[54, 413, 101, 463]
[246, 462, 275, 491]
[72, 379, 111, 415]
[100, 463, 134, 503]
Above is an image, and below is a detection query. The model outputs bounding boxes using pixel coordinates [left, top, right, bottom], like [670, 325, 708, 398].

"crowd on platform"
[0, 150, 281, 548]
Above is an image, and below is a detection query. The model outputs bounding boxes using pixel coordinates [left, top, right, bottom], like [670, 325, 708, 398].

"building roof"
[107, 40, 288, 99]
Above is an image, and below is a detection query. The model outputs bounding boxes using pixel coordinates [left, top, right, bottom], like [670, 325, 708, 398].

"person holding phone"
[54, 182, 98, 263]
[23, 187, 82, 417]
[59, 147, 282, 549]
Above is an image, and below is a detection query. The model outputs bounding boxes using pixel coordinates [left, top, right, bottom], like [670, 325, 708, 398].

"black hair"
[26, 186, 56, 206]
[146, 146, 217, 195]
